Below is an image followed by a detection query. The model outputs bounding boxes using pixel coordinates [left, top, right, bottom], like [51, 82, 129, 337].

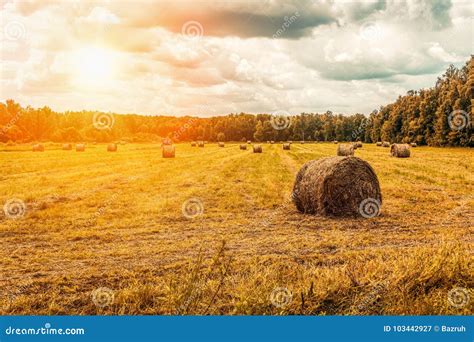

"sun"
[73, 47, 115, 86]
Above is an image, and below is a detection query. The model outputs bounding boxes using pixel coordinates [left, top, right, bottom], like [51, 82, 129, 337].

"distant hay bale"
[218, 142, 225, 147]
[410, 142, 417, 147]
[283, 143, 290, 150]
[382, 141, 390, 147]
[354, 141, 363, 148]
[253, 144, 262, 153]
[62, 143, 72, 150]
[198, 141, 204, 147]
[239, 144, 247, 150]
[391, 143, 411, 158]
[333, 140, 338, 144]
[270, 141, 275, 144]
[376, 142, 382, 147]
[162, 145, 175, 158]
[300, 141, 305, 144]
[76, 144, 85, 152]
[337, 144, 354, 156]
[292, 156, 382, 217]
[107, 143, 117, 152]
[288, 141, 293, 144]
[191, 141, 196, 147]
[32, 143, 44, 152]
[247, 140, 251, 144]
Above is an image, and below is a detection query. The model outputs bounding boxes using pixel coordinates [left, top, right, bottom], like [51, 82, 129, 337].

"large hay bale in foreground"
[162, 145, 175, 158]
[292, 156, 382, 217]
[32, 144, 44, 152]
[198, 141, 204, 147]
[376, 142, 382, 147]
[107, 143, 117, 152]
[391, 144, 411, 158]
[283, 143, 290, 150]
[62, 143, 72, 150]
[253, 144, 262, 153]
[218, 142, 225, 147]
[410, 142, 417, 147]
[337, 144, 354, 156]
[382, 141, 390, 147]
[76, 144, 85, 152]
[239, 144, 247, 150]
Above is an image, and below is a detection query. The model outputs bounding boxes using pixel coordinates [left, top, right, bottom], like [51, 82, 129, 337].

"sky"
[0, 0, 473, 117]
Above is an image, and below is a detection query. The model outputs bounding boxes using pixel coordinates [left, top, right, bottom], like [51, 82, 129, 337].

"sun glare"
[73, 47, 115, 86]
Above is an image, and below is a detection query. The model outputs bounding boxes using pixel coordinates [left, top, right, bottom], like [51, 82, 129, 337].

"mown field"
[0, 142, 473, 315]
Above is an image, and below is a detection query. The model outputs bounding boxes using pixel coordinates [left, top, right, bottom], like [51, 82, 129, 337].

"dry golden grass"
[0, 142, 473, 315]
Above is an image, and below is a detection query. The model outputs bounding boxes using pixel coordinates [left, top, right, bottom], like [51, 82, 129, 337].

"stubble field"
[0, 142, 472, 315]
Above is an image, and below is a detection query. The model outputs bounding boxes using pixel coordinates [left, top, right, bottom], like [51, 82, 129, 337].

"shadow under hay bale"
[376, 142, 382, 147]
[162, 145, 175, 158]
[239, 144, 247, 150]
[32, 144, 44, 152]
[337, 144, 354, 156]
[62, 143, 72, 150]
[382, 141, 390, 147]
[292, 156, 382, 217]
[283, 143, 290, 150]
[391, 144, 411, 158]
[253, 145, 262, 153]
[218, 142, 225, 147]
[107, 143, 117, 152]
[76, 144, 85, 152]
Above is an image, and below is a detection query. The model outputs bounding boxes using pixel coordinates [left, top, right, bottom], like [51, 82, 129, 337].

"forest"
[1, 57, 472, 146]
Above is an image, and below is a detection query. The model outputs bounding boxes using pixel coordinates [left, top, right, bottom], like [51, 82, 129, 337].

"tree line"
[1, 57, 472, 146]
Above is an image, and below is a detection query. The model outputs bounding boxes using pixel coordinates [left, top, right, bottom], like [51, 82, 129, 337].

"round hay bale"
[283, 143, 290, 150]
[288, 141, 293, 144]
[107, 143, 117, 152]
[239, 144, 247, 150]
[382, 141, 390, 147]
[354, 141, 363, 148]
[390, 143, 410, 158]
[292, 156, 382, 217]
[218, 142, 225, 147]
[253, 144, 262, 153]
[198, 141, 204, 147]
[162, 145, 175, 158]
[247, 140, 251, 144]
[337, 144, 354, 156]
[62, 143, 72, 150]
[191, 141, 196, 147]
[300, 141, 305, 144]
[32, 144, 44, 152]
[76, 144, 85, 152]
[410, 142, 417, 147]
[333, 140, 338, 144]
[270, 141, 275, 144]
[376, 142, 382, 147]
